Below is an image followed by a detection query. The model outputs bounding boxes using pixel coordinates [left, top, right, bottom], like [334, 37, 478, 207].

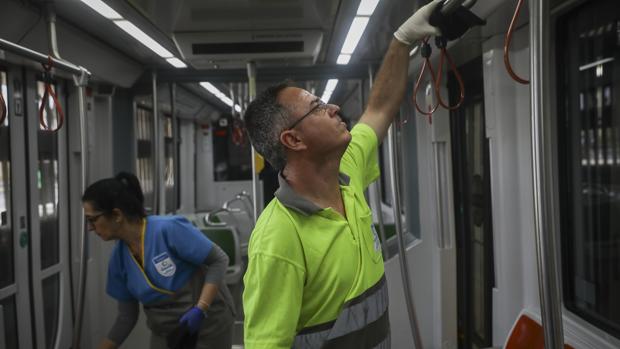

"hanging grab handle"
[504, 0, 529, 84]
[39, 56, 65, 132]
[413, 38, 439, 123]
[0, 89, 6, 126]
[434, 36, 465, 110]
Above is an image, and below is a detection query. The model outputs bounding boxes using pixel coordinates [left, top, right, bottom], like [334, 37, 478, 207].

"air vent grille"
[192, 41, 305, 54]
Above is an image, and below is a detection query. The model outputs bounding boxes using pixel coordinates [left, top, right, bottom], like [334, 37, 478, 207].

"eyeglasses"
[286, 100, 328, 130]
[85, 213, 104, 225]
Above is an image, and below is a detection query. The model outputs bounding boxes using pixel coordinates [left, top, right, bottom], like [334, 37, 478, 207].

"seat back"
[505, 310, 574, 349]
[200, 227, 239, 267]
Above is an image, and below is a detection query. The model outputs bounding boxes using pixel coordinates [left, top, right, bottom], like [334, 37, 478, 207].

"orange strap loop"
[413, 39, 439, 124]
[39, 56, 65, 132]
[0, 89, 6, 126]
[435, 37, 465, 110]
[504, 0, 529, 84]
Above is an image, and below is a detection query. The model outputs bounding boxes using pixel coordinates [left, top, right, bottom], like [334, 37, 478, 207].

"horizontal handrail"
[0, 37, 91, 77]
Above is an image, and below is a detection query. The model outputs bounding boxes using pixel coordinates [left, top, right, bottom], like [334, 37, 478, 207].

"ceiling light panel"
[166, 57, 187, 68]
[357, 0, 380, 16]
[80, 0, 123, 19]
[340, 17, 369, 55]
[337, 54, 351, 65]
[114, 20, 173, 58]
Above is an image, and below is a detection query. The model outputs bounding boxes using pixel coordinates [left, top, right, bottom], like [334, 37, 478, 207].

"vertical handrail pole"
[72, 69, 90, 349]
[152, 71, 161, 214]
[529, 1, 564, 348]
[368, 64, 389, 259]
[246, 61, 258, 223]
[170, 82, 178, 213]
[45, 4, 62, 59]
[388, 124, 423, 349]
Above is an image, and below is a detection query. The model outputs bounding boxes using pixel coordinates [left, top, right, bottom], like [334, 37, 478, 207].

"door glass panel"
[42, 274, 59, 349]
[557, 0, 620, 338]
[450, 58, 494, 349]
[0, 71, 13, 288]
[135, 105, 154, 212]
[0, 295, 18, 349]
[36, 81, 60, 269]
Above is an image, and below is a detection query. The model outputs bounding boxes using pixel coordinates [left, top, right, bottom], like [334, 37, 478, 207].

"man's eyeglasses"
[85, 213, 104, 225]
[286, 100, 328, 130]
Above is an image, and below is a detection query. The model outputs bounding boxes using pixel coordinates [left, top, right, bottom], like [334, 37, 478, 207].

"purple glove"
[179, 306, 206, 334]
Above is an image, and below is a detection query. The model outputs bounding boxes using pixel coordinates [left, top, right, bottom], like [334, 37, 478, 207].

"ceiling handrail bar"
[0, 37, 91, 77]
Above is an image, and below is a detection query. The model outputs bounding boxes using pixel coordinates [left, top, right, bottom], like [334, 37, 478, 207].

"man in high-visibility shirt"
[242, 1, 442, 348]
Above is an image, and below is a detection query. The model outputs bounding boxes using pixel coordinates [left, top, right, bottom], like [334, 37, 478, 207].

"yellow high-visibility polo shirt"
[243, 123, 389, 349]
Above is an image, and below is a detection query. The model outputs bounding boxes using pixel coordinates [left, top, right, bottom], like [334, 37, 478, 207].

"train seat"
[199, 226, 243, 285]
[505, 309, 574, 349]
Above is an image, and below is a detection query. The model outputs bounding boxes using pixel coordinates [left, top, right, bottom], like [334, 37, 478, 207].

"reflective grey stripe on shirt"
[293, 275, 389, 349]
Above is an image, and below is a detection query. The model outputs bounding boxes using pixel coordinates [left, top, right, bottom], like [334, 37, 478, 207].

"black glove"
[166, 323, 199, 349]
[428, 2, 486, 41]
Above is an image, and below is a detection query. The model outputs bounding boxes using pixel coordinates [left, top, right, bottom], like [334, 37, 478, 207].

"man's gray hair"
[243, 81, 293, 171]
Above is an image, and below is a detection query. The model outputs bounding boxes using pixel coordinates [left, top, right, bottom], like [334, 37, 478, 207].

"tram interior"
[0, 0, 619, 348]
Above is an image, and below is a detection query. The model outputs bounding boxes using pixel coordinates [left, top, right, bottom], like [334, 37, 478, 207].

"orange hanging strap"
[413, 38, 439, 124]
[434, 36, 465, 110]
[39, 56, 65, 132]
[231, 119, 246, 146]
[504, 0, 529, 84]
[0, 88, 6, 126]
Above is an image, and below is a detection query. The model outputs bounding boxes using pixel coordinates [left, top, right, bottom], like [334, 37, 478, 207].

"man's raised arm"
[359, 0, 442, 142]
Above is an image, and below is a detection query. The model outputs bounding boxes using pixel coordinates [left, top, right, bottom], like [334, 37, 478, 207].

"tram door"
[449, 57, 495, 349]
[0, 64, 72, 348]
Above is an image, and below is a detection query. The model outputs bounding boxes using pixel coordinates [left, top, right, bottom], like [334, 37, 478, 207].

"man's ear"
[280, 129, 307, 151]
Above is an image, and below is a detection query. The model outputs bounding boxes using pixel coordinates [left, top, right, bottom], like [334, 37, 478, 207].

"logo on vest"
[152, 252, 176, 277]
[371, 224, 381, 252]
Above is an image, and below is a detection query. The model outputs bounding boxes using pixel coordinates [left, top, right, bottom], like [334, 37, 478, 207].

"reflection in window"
[0, 71, 13, 289]
[135, 105, 154, 212]
[36, 81, 59, 269]
[1, 71, 7, 127]
[42, 274, 59, 349]
[558, 2, 620, 339]
[164, 114, 178, 212]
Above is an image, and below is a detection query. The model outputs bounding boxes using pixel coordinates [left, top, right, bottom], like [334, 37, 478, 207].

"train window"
[0, 70, 13, 290]
[212, 114, 251, 181]
[400, 102, 421, 242]
[135, 105, 154, 212]
[557, 0, 620, 339]
[36, 80, 59, 269]
[0, 296, 18, 349]
[164, 114, 179, 212]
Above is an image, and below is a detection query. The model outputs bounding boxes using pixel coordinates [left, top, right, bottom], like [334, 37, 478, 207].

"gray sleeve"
[107, 301, 139, 345]
[203, 243, 229, 284]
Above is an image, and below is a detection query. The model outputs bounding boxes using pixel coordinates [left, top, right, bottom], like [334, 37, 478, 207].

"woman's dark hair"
[82, 172, 146, 220]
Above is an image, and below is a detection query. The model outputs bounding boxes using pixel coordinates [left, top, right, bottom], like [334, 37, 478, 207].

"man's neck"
[283, 157, 346, 216]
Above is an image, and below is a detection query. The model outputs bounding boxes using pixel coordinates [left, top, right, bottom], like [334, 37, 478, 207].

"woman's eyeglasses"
[85, 212, 104, 225]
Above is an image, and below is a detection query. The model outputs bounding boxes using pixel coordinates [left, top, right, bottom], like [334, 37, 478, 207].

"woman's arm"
[99, 301, 139, 348]
[197, 243, 229, 311]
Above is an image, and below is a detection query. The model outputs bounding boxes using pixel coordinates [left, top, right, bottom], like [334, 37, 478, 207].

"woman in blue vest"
[84, 172, 235, 349]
